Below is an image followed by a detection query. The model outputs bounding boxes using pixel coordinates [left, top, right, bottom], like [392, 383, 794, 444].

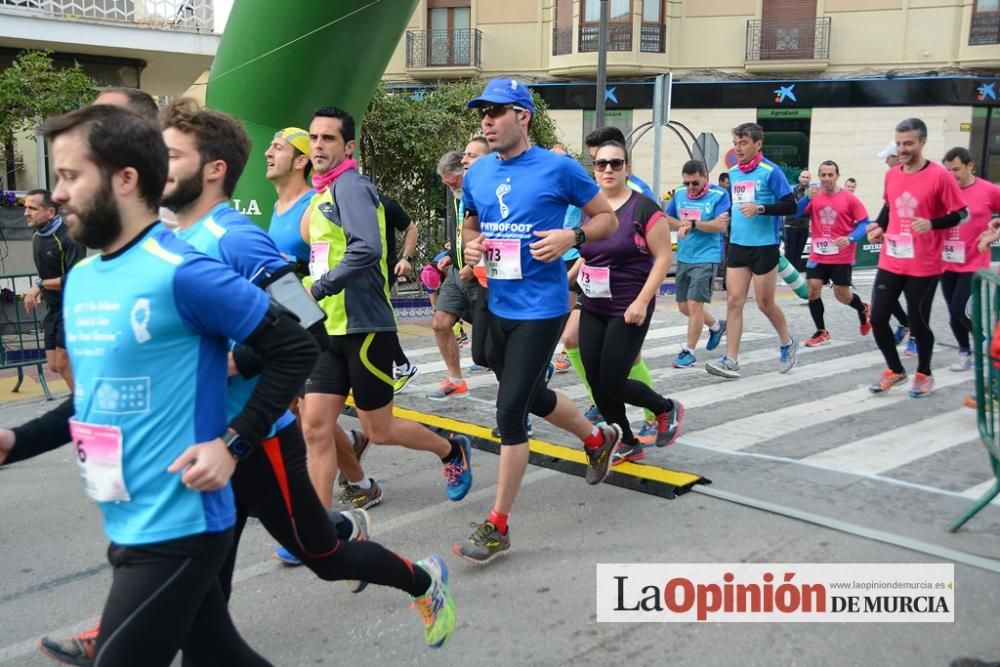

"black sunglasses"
[477, 104, 525, 119]
[594, 159, 626, 172]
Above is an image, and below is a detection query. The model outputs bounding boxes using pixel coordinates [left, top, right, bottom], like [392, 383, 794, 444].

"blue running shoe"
[468, 363, 490, 375]
[673, 348, 697, 368]
[894, 326, 910, 346]
[273, 545, 302, 566]
[904, 338, 918, 357]
[779, 337, 798, 374]
[584, 405, 604, 424]
[706, 319, 726, 351]
[545, 362, 555, 384]
[443, 435, 472, 501]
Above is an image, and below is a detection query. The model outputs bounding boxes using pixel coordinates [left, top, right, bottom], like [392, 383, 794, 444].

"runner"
[878, 139, 916, 351]
[298, 106, 473, 515]
[866, 118, 968, 397]
[572, 140, 685, 465]
[23, 188, 85, 390]
[454, 78, 621, 564]
[940, 147, 1000, 371]
[584, 126, 657, 199]
[845, 177, 858, 193]
[664, 160, 730, 368]
[797, 160, 873, 347]
[706, 122, 799, 379]
[381, 192, 421, 391]
[265, 127, 313, 274]
[7, 103, 316, 666]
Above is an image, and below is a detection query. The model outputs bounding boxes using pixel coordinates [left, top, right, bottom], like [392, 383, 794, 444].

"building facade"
[383, 0, 1000, 220]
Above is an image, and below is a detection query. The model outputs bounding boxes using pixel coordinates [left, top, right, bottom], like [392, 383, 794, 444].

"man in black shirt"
[23, 188, 86, 390]
[379, 192, 421, 389]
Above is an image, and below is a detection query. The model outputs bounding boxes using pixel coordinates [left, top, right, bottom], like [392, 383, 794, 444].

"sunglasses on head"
[477, 104, 525, 119]
[594, 158, 626, 172]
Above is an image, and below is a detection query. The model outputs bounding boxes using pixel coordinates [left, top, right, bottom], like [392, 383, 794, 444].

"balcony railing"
[406, 28, 482, 68]
[552, 25, 572, 56]
[579, 22, 633, 52]
[640, 23, 665, 53]
[745, 16, 831, 61]
[970, 12, 1000, 45]
[0, 0, 214, 32]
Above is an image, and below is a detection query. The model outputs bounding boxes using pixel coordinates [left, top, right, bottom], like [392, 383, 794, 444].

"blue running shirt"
[268, 190, 314, 263]
[64, 227, 269, 545]
[463, 146, 599, 319]
[176, 203, 295, 434]
[727, 158, 792, 247]
[667, 185, 731, 264]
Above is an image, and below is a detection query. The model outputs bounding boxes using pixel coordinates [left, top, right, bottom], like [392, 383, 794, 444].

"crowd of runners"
[1, 76, 998, 666]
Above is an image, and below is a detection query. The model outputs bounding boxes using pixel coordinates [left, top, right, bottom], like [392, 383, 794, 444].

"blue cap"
[467, 78, 534, 112]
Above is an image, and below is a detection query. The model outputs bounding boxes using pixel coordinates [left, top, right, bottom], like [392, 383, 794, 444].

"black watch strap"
[221, 429, 251, 461]
[573, 226, 587, 247]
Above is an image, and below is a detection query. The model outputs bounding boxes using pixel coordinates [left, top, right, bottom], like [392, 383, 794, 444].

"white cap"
[877, 140, 898, 160]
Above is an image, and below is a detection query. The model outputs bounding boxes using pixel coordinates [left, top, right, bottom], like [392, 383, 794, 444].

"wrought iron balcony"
[745, 16, 831, 61]
[406, 28, 482, 68]
[552, 25, 572, 56]
[579, 22, 633, 53]
[0, 0, 214, 32]
[640, 23, 665, 53]
[970, 12, 1000, 45]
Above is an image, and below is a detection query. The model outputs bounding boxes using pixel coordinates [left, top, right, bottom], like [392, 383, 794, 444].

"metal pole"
[595, 0, 608, 127]
[652, 74, 663, 205]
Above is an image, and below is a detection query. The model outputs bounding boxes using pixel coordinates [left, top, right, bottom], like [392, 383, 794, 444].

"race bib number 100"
[484, 239, 522, 280]
[732, 181, 756, 204]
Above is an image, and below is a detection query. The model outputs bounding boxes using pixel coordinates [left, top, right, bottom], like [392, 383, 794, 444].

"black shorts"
[42, 308, 65, 350]
[726, 243, 780, 275]
[806, 263, 853, 287]
[303, 331, 395, 410]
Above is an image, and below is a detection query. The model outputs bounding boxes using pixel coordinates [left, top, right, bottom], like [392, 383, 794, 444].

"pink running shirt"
[805, 189, 870, 265]
[942, 177, 1000, 273]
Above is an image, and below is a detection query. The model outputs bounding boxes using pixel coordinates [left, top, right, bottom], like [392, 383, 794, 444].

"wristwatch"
[33, 278, 43, 289]
[402, 255, 414, 263]
[220, 428, 251, 461]
[756, 205, 766, 215]
[573, 227, 587, 247]
[690, 219, 697, 231]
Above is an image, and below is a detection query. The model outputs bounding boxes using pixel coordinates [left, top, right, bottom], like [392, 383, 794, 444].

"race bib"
[577, 264, 612, 299]
[679, 208, 702, 222]
[813, 237, 839, 256]
[885, 233, 915, 259]
[309, 242, 330, 281]
[943, 240, 966, 264]
[484, 239, 522, 280]
[70, 420, 130, 502]
[732, 181, 756, 205]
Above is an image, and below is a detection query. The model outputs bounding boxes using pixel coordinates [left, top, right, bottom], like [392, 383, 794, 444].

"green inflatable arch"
[205, 0, 419, 226]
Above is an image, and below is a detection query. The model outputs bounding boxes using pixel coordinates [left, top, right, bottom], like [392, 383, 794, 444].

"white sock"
[345, 430, 356, 446]
[396, 362, 411, 375]
[349, 477, 372, 490]
[708, 320, 721, 332]
[681, 345, 692, 354]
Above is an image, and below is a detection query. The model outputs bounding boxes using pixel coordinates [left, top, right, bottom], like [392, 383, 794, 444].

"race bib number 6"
[732, 181, 756, 204]
[70, 420, 130, 502]
[484, 239, 522, 280]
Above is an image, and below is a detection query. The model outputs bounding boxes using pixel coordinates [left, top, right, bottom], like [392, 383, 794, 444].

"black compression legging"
[217, 422, 430, 601]
[869, 268, 939, 375]
[392, 333, 410, 368]
[485, 312, 564, 445]
[97, 530, 272, 667]
[471, 287, 490, 369]
[940, 270, 973, 352]
[578, 308, 672, 445]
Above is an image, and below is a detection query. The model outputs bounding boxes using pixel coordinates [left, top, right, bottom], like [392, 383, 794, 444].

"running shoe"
[859, 303, 872, 336]
[412, 555, 456, 648]
[908, 372, 935, 398]
[893, 325, 910, 345]
[950, 350, 973, 372]
[467, 363, 490, 375]
[455, 327, 470, 350]
[673, 348, 697, 368]
[611, 441, 645, 466]
[491, 418, 533, 439]
[38, 624, 99, 666]
[452, 520, 511, 565]
[779, 337, 799, 374]
[273, 545, 302, 566]
[635, 418, 658, 445]
[336, 429, 372, 487]
[584, 405, 604, 424]
[443, 435, 473, 501]
[655, 400, 685, 447]
[553, 351, 572, 374]
[868, 368, 908, 395]
[904, 337, 918, 357]
[342, 508, 371, 594]
[963, 395, 977, 410]
[706, 319, 727, 351]
[426, 378, 469, 401]
[394, 364, 420, 394]
[337, 478, 384, 510]
[804, 330, 831, 347]
[706, 355, 740, 379]
[546, 362, 556, 384]
[584, 423, 622, 485]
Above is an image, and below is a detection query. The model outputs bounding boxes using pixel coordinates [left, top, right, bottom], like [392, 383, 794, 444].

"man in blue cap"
[453, 78, 622, 564]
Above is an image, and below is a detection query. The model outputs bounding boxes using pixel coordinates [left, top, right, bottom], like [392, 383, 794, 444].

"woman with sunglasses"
[574, 141, 685, 464]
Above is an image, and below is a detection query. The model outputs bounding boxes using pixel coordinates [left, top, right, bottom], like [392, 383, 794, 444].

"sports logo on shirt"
[94, 378, 151, 414]
[496, 181, 512, 219]
[131, 298, 151, 344]
[895, 192, 918, 219]
[819, 206, 837, 229]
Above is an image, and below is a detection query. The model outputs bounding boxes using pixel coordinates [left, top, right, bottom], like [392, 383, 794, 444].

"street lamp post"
[595, 0, 608, 128]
